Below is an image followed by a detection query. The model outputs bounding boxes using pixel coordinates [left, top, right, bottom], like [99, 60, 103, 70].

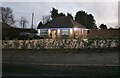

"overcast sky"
[1, 0, 119, 28]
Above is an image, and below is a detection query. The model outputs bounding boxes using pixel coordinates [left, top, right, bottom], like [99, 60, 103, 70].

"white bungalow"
[38, 16, 89, 39]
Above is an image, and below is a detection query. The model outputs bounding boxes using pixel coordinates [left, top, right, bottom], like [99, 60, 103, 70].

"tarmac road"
[2, 63, 120, 77]
[2, 49, 120, 77]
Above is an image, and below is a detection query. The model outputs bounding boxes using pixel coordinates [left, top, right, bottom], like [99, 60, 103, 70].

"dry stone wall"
[2, 38, 120, 49]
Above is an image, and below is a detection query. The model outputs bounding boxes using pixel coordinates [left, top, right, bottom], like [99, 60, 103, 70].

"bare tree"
[42, 15, 51, 24]
[19, 17, 28, 28]
[0, 7, 15, 25]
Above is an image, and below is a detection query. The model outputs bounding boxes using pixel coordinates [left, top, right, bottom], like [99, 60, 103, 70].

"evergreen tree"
[58, 13, 66, 17]
[50, 8, 58, 19]
[75, 10, 96, 29]
[99, 24, 107, 29]
[67, 13, 73, 20]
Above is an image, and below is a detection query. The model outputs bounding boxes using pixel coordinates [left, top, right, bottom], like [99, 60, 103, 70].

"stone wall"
[2, 38, 120, 49]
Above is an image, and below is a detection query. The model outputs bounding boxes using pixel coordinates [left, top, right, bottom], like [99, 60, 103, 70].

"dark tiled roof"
[40, 16, 86, 29]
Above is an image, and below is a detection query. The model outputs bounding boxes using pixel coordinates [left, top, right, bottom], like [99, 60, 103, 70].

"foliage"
[39, 8, 97, 29]
[58, 13, 66, 17]
[75, 10, 96, 29]
[99, 24, 107, 29]
[50, 8, 70, 19]
[50, 8, 59, 19]
[87, 14, 96, 29]
[42, 15, 51, 24]
[1, 7, 15, 25]
[67, 13, 73, 20]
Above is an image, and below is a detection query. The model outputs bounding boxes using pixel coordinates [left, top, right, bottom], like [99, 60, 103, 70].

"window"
[61, 30, 69, 35]
[40, 29, 48, 36]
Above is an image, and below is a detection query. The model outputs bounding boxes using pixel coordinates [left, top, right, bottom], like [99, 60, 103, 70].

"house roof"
[40, 16, 86, 29]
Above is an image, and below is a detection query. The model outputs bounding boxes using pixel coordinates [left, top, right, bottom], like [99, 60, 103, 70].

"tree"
[75, 11, 87, 26]
[0, 7, 15, 25]
[42, 15, 51, 24]
[67, 13, 73, 20]
[19, 17, 28, 28]
[99, 24, 107, 29]
[50, 7, 66, 19]
[75, 10, 96, 29]
[37, 22, 43, 29]
[109, 27, 114, 30]
[58, 13, 66, 17]
[87, 14, 96, 29]
[50, 8, 58, 19]
[93, 26, 98, 29]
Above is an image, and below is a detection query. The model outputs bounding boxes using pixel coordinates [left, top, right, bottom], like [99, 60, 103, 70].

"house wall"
[69, 29, 74, 38]
[57, 29, 61, 38]
[73, 28, 88, 39]
[40, 28, 88, 39]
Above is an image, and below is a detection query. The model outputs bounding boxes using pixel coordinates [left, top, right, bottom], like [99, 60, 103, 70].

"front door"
[51, 30, 57, 39]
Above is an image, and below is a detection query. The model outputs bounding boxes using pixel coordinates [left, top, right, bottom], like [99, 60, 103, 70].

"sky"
[1, 0, 120, 28]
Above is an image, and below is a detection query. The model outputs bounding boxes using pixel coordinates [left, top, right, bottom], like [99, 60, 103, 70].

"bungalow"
[38, 16, 89, 39]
